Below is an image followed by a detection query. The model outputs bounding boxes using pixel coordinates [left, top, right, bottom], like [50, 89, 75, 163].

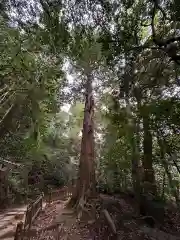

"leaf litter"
[28, 193, 180, 240]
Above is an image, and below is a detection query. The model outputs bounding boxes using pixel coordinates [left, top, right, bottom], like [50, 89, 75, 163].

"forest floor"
[1, 193, 180, 239]
[28, 193, 180, 240]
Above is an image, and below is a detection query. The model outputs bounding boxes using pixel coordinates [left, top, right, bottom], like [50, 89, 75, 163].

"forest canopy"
[0, 0, 180, 212]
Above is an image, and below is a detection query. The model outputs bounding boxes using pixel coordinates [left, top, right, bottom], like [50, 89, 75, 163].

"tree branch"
[151, 0, 168, 20]
[151, 1, 180, 64]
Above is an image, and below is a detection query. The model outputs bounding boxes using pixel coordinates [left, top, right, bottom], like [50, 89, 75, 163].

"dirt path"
[0, 202, 46, 240]
[0, 205, 27, 240]
[31, 200, 92, 240]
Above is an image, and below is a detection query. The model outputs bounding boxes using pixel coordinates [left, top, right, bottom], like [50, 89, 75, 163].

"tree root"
[62, 211, 75, 216]
[77, 197, 95, 221]
[102, 209, 117, 234]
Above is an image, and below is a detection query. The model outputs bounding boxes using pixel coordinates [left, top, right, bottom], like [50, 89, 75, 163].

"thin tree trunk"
[172, 154, 180, 175]
[0, 95, 26, 139]
[157, 135, 180, 207]
[161, 170, 166, 200]
[162, 140, 180, 175]
[158, 136, 180, 200]
[69, 71, 96, 207]
[0, 103, 17, 138]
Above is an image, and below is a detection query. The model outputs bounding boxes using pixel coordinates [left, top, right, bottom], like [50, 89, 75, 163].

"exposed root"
[61, 210, 75, 216]
[76, 195, 96, 222]
[102, 209, 117, 234]
[77, 195, 86, 219]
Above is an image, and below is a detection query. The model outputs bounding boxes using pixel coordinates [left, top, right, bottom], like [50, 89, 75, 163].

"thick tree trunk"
[69, 72, 96, 207]
[130, 122, 142, 200]
[124, 55, 142, 201]
[142, 112, 157, 195]
[125, 96, 142, 201]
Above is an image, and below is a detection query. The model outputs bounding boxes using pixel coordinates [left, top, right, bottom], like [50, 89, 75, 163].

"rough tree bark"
[0, 165, 9, 206]
[0, 103, 18, 138]
[157, 134, 180, 207]
[161, 170, 166, 200]
[69, 71, 96, 208]
[142, 110, 157, 195]
[124, 55, 142, 201]
[126, 100, 141, 200]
